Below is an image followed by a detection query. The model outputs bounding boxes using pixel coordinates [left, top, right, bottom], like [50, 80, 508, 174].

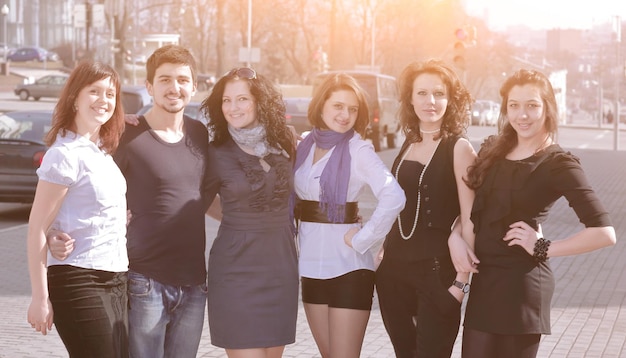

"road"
[1, 88, 625, 150]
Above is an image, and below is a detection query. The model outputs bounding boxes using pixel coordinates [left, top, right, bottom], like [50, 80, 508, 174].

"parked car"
[135, 102, 208, 125]
[7, 46, 58, 62]
[471, 99, 500, 126]
[197, 74, 216, 92]
[0, 110, 53, 203]
[120, 85, 152, 114]
[312, 71, 400, 151]
[284, 97, 311, 134]
[0, 43, 16, 58]
[14, 74, 68, 101]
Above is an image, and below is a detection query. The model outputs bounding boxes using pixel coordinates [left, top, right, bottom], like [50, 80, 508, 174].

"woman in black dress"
[461, 69, 616, 358]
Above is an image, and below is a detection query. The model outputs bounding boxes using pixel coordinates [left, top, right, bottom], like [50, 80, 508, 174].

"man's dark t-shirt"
[115, 115, 211, 286]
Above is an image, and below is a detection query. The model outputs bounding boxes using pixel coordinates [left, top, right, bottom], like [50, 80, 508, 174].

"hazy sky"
[463, 0, 626, 30]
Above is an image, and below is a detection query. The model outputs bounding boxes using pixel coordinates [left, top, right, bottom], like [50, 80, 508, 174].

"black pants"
[462, 328, 540, 358]
[48, 265, 129, 358]
[376, 256, 461, 358]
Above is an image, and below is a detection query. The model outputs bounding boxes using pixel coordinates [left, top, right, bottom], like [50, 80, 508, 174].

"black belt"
[295, 199, 359, 224]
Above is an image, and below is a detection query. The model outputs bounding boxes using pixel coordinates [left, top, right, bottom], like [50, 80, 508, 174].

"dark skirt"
[464, 262, 555, 335]
[207, 212, 299, 349]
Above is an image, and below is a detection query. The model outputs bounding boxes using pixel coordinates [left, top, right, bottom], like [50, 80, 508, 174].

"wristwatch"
[452, 280, 470, 294]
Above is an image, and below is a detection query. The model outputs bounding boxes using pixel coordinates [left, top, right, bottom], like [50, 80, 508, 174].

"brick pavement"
[1, 146, 625, 357]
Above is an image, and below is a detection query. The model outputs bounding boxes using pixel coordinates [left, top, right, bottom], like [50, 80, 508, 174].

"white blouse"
[37, 133, 128, 272]
[295, 133, 405, 279]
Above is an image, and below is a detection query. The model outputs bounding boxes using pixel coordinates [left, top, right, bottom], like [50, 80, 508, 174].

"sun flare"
[463, 0, 626, 30]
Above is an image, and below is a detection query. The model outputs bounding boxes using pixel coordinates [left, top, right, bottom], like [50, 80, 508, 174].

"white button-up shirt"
[295, 134, 405, 279]
[37, 133, 128, 272]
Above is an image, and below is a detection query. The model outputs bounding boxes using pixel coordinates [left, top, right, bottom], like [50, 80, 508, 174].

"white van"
[312, 71, 400, 152]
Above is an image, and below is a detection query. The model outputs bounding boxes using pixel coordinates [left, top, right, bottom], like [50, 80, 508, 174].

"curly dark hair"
[45, 60, 125, 154]
[397, 59, 472, 143]
[201, 67, 295, 158]
[307, 72, 370, 137]
[465, 69, 559, 189]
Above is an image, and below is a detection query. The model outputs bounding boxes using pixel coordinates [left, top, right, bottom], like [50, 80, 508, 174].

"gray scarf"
[228, 125, 282, 158]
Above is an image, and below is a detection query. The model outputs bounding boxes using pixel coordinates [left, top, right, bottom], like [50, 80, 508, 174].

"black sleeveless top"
[383, 135, 462, 263]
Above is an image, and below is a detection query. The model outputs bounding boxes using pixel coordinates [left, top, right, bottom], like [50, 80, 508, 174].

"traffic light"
[452, 26, 477, 71]
[453, 28, 467, 70]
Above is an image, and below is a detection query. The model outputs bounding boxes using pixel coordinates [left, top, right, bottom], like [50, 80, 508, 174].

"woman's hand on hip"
[343, 227, 360, 248]
[504, 221, 543, 256]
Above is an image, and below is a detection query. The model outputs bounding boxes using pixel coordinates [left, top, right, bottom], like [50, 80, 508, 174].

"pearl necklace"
[394, 139, 442, 240]
[420, 128, 441, 134]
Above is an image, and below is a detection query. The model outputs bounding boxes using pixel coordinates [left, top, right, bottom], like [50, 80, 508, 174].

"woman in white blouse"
[293, 73, 405, 358]
[26, 61, 128, 358]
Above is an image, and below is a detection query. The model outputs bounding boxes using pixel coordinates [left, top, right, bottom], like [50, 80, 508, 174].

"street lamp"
[1, 4, 8, 64]
[613, 15, 621, 151]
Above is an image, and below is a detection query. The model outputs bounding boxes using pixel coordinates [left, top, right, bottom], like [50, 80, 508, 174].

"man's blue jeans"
[127, 270, 207, 358]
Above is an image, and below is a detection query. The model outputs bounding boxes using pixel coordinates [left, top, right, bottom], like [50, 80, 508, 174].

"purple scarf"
[294, 128, 354, 223]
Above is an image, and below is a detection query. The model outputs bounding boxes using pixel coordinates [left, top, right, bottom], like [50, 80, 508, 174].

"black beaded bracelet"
[533, 237, 551, 263]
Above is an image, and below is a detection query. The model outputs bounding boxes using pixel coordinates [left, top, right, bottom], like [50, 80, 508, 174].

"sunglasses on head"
[226, 67, 257, 80]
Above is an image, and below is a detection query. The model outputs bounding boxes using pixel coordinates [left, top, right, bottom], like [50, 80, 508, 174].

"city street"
[1, 87, 626, 356]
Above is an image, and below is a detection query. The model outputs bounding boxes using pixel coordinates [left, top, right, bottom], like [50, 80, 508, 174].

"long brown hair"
[45, 60, 125, 153]
[465, 69, 559, 189]
[397, 59, 472, 143]
[201, 68, 295, 158]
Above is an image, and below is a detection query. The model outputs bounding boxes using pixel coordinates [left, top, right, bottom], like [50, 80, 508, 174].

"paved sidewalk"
[1, 147, 625, 357]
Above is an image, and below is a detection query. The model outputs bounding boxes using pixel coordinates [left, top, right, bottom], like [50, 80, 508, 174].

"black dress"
[206, 139, 299, 349]
[464, 145, 612, 335]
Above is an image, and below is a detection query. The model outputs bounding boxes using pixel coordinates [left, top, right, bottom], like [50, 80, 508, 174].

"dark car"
[8, 46, 58, 62]
[284, 97, 312, 134]
[121, 85, 152, 114]
[14, 74, 69, 101]
[0, 110, 52, 203]
[136, 102, 208, 125]
[197, 74, 216, 92]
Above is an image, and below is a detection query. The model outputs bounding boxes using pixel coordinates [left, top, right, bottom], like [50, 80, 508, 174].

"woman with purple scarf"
[293, 73, 405, 358]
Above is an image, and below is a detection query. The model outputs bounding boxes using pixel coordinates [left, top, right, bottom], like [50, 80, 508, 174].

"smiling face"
[74, 76, 116, 132]
[147, 62, 196, 114]
[320, 89, 359, 133]
[221, 79, 258, 129]
[410, 73, 448, 130]
[506, 84, 548, 141]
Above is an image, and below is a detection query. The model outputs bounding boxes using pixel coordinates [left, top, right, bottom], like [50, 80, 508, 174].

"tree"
[102, 0, 519, 90]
